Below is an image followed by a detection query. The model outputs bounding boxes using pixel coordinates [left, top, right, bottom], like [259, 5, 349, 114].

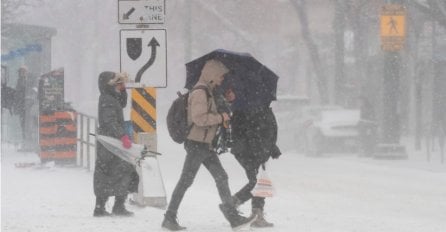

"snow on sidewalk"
[2, 141, 446, 232]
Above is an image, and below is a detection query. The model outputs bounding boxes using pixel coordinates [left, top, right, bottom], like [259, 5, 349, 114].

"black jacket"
[231, 106, 281, 168]
[93, 71, 138, 197]
[14, 74, 37, 115]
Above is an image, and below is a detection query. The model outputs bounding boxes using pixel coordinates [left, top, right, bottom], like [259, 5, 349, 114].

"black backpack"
[166, 86, 209, 144]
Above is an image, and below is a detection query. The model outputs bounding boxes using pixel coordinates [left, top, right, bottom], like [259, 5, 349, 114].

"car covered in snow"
[300, 105, 360, 156]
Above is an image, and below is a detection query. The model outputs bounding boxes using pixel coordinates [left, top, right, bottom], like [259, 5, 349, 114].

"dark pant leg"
[251, 197, 265, 210]
[233, 155, 258, 203]
[234, 156, 266, 209]
[166, 140, 209, 215]
[114, 194, 127, 208]
[19, 113, 25, 142]
[95, 196, 109, 209]
[202, 153, 232, 205]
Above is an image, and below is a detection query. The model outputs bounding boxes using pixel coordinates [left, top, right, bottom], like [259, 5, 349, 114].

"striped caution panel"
[39, 111, 77, 162]
[131, 87, 156, 133]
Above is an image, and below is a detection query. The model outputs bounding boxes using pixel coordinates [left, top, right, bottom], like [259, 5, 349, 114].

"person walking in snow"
[162, 60, 255, 231]
[93, 71, 139, 217]
[224, 86, 281, 227]
[14, 65, 39, 151]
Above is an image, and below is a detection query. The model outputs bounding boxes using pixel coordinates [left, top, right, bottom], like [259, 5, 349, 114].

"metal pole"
[80, 114, 84, 167]
[381, 52, 401, 144]
[76, 114, 81, 166]
[87, 117, 90, 170]
[375, 1, 407, 159]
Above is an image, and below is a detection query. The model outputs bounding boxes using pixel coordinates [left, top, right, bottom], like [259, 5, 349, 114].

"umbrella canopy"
[185, 49, 279, 111]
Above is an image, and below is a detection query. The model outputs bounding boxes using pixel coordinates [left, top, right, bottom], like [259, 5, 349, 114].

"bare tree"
[333, 0, 346, 105]
[410, 0, 446, 28]
[290, 0, 329, 104]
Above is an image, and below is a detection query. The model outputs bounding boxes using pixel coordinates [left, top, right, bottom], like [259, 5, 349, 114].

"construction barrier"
[39, 110, 77, 163]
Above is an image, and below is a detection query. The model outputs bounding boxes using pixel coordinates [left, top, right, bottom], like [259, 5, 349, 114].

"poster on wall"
[39, 68, 64, 112]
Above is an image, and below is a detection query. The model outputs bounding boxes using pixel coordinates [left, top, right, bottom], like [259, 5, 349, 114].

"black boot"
[93, 196, 111, 217]
[219, 203, 257, 229]
[250, 208, 274, 227]
[161, 211, 186, 231]
[112, 195, 134, 217]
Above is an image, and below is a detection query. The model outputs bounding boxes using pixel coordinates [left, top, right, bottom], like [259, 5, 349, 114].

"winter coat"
[1, 84, 15, 113]
[14, 74, 37, 116]
[187, 60, 229, 145]
[231, 106, 281, 168]
[94, 71, 138, 197]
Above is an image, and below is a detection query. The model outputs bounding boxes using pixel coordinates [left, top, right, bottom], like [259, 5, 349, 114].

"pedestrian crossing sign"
[380, 4, 406, 51]
[380, 15, 405, 37]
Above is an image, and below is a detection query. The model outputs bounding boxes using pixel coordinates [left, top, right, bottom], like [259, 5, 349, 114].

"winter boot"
[219, 203, 257, 229]
[112, 195, 134, 217]
[161, 211, 186, 231]
[93, 196, 111, 217]
[250, 208, 274, 227]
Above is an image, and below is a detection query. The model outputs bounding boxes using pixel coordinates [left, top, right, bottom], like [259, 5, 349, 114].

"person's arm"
[189, 89, 223, 127]
[117, 89, 128, 108]
[100, 101, 125, 139]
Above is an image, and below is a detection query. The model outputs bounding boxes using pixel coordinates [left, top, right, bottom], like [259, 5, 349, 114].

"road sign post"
[118, 0, 165, 24]
[118, 0, 167, 208]
[375, 3, 407, 159]
[120, 29, 167, 88]
[380, 4, 406, 51]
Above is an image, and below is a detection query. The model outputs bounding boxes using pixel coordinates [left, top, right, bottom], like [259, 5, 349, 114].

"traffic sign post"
[380, 4, 406, 51]
[120, 29, 167, 88]
[118, 0, 167, 208]
[375, 3, 407, 159]
[118, 0, 165, 24]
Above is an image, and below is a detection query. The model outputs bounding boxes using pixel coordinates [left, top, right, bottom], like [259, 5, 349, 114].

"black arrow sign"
[123, 7, 135, 20]
[135, 37, 160, 83]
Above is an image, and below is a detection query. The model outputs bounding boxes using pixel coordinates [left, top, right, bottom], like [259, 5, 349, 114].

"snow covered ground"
[2, 133, 446, 232]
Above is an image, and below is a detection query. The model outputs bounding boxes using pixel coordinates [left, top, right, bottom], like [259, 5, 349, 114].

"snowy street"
[2, 134, 446, 232]
[3, 1, 446, 232]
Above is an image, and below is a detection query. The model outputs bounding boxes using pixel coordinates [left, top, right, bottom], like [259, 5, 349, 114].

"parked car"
[300, 105, 360, 156]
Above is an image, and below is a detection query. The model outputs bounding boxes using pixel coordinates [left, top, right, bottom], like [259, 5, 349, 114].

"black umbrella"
[185, 49, 279, 111]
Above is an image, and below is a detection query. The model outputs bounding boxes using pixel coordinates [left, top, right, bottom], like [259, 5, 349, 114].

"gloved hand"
[121, 135, 132, 149]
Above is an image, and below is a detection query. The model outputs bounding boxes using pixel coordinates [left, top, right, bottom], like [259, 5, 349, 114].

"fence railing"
[77, 113, 97, 171]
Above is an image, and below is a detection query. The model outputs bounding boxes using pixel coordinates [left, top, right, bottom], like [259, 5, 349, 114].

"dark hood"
[98, 71, 117, 95]
[98, 71, 127, 107]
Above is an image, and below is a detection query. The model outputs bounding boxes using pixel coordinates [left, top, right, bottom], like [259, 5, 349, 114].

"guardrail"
[77, 113, 97, 171]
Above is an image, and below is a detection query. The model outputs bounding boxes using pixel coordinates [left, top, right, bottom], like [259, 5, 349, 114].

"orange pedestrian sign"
[380, 4, 406, 51]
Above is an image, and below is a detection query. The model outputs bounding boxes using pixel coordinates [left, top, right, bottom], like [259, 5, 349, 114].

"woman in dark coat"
[93, 71, 138, 217]
[224, 88, 281, 227]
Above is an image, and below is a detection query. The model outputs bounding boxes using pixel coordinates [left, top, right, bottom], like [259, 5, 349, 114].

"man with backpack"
[162, 59, 256, 231]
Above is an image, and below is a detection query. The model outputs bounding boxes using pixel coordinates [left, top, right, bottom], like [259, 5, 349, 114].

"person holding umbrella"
[186, 50, 281, 227]
[162, 59, 255, 231]
[93, 71, 139, 217]
[224, 86, 281, 228]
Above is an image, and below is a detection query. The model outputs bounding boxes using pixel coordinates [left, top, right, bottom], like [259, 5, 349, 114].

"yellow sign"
[131, 87, 157, 132]
[380, 4, 406, 51]
[380, 15, 405, 37]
